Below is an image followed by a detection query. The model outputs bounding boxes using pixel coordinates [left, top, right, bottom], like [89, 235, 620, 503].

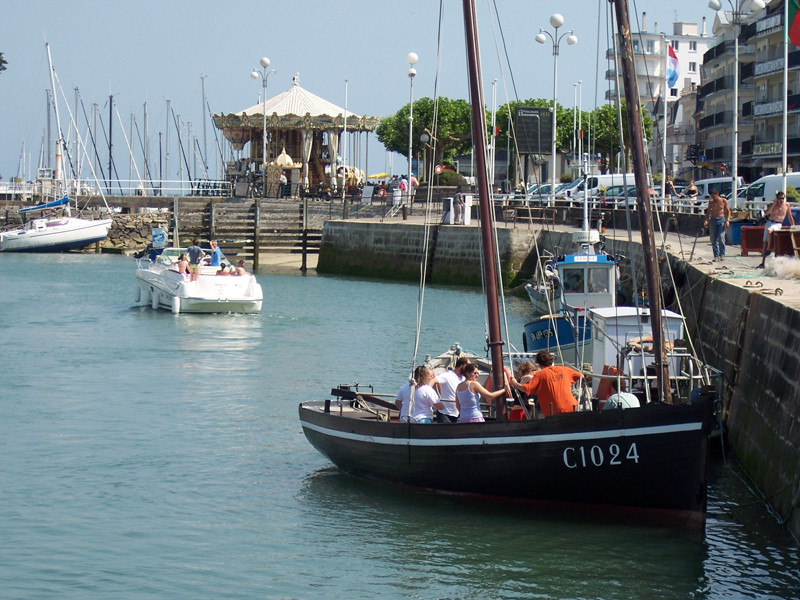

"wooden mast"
[612, 0, 672, 403]
[462, 0, 507, 419]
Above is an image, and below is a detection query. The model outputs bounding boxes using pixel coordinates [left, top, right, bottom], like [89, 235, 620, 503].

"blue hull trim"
[2, 234, 107, 253]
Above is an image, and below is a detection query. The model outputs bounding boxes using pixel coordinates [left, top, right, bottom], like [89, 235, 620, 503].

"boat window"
[562, 268, 585, 293]
[588, 268, 609, 293]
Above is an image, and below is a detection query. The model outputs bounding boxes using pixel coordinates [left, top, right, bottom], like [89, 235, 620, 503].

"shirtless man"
[758, 190, 795, 268]
[703, 188, 731, 261]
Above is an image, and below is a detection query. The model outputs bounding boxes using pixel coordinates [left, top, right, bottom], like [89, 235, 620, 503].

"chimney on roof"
[702, 16, 707, 36]
[642, 12, 647, 31]
[654, 21, 658, 33]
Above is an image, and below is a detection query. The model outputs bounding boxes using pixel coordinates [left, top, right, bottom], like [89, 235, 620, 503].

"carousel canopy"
[213, 73, 379, 135]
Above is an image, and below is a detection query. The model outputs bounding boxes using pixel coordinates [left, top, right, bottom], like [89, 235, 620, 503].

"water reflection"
[297, 467, 707, 599]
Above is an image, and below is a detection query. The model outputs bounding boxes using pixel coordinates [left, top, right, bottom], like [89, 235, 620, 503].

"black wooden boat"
[299, 0, 713, 525]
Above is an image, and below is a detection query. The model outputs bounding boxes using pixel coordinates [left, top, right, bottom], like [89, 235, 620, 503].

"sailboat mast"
[612, 0, 671, 403]
[45, 44, 65, 201]
[462, 0, 507, 418]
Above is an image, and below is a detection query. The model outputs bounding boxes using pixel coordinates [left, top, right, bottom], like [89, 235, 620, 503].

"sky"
[1, 0, 718, 183]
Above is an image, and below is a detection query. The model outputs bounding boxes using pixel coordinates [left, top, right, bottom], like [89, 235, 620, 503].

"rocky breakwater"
[97, 212, 170, 254]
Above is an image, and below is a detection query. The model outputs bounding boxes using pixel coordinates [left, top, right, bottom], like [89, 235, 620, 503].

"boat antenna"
[611, 0, 672, 403]
[462, 0, 507, 418]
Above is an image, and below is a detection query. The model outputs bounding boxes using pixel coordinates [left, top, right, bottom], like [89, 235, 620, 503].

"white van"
[692, 176, 744, 199]
[558, 173, 642, 199]
[745, 173, 800, 210]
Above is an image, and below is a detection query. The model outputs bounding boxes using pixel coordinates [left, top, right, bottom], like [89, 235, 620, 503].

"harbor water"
[1, 253, 797, 599]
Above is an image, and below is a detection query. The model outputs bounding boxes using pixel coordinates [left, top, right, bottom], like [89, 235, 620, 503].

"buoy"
[171, 295, 181, 314]
[151, 291, 159, 310]
[134, 287, 141, 303]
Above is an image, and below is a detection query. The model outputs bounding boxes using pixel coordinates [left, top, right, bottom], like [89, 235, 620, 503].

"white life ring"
[171, 295, 181, 314]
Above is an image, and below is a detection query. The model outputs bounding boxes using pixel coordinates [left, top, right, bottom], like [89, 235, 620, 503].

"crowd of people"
[172, 239, 251, 278]
[392, 349, 647, 423]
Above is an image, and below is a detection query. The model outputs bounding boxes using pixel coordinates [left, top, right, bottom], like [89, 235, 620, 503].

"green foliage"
[652, 172, 663, 185]
[0, 52, 7, 74]
[591, 100, 654, 170]
[560, 173, 573, 183]
[786, 185, 800, 203]
[375, 97, 472, 168]
[436, 168, 467, 187]
[376, 94, 655, 180]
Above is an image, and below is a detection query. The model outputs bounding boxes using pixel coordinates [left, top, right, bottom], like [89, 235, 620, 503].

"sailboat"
[299, 0, 714, 524]
[0, 44, 112, 253]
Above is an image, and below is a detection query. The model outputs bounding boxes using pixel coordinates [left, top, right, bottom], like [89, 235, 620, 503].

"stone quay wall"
[317, 221, 536, 287]
[85, 212, 170, 254]
[319, 221, 800, 540]
[601, 233, 800, 540]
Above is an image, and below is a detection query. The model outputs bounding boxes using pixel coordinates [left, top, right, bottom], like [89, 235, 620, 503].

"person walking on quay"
[664, 175, 677, 210]
[279, 171, 287, 197]
[704, 188, 731, 261]
[758, 190, 796, 268]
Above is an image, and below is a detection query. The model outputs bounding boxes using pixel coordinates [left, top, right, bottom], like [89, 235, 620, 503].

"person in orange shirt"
[509, 350, 583, 416]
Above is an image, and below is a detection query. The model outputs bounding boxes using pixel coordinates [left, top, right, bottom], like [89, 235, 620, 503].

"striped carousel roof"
[240, 74, 347, 118]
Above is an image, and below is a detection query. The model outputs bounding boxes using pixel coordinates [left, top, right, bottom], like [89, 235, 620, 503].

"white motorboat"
[135, 247, 263, 314]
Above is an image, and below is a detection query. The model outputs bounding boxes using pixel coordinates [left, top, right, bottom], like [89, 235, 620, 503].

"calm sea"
[1, 253, 797, 599]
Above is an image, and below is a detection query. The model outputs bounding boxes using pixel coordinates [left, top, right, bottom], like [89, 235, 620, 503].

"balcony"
[698, 75, 733, 99]
[699, 110, 733, 130]
[753, 93, 800, 117]
[752, 50, 800, 77]
[754, 99, 784, 117]
[703, 145, 733, 161]
[703, 40, 732, 64]
[741, 61, 755, 82]
[742, 13, 783, 41]
[667, 129, 696, 145]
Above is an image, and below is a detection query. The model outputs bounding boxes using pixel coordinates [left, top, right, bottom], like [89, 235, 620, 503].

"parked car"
[692, 176, 745, 199]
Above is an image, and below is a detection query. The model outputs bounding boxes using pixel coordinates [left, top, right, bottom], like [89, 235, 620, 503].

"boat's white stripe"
[300, 420, 703, 446]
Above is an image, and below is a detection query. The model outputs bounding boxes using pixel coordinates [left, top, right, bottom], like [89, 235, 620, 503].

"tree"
[375, 97, 472, 172]
[589, 100, 653, 172]
[0, 52, 7, 75]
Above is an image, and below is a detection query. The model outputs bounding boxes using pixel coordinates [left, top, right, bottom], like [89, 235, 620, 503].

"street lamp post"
[708, 0, 765, 209]
[420, 133, 430, 184]
[406, 52, 418, 207]
[536, 14, 577, 206]
[250, 57, 276, 198]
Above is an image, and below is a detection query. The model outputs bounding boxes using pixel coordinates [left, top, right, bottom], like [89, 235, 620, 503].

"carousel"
[212, 74, 379, 198]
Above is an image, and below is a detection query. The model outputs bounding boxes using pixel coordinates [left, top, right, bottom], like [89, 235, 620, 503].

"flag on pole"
[667, 44, 679, 88]
[790, 0, 800, 47]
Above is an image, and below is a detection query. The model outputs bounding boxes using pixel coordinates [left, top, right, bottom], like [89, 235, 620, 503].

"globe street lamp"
[708, 0, 765, 209]
[536, 14, 577, 205]
[251, 57, 276, 198]
[406, 52, 418, 207]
